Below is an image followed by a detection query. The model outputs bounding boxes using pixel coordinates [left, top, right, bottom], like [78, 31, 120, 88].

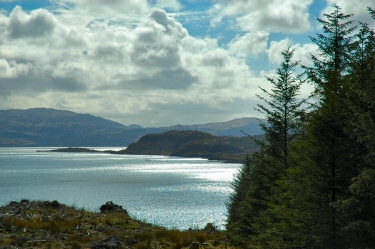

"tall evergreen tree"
[226, 156, 253, 245]
[336, 13, 375, 247]
[344, 20, 375, 162]
[256, 48, 306, 170]
[283, 5, 361, 248]
[226, 48, 305, 248]
[307, 5, 355, 102]
[228, 5, 375, 249]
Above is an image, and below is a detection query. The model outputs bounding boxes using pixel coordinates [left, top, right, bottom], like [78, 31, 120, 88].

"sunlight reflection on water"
[0, 147, 242, 230]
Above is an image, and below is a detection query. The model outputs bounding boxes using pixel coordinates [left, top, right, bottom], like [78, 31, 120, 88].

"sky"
[0, 0, 374, 127]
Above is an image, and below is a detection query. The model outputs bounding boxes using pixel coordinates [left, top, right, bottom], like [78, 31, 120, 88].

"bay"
[0, 147, 241, 230]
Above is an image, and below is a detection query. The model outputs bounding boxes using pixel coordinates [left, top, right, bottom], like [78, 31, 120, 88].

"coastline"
[40, 147, 247, 164]
[0, 200, 238, 249]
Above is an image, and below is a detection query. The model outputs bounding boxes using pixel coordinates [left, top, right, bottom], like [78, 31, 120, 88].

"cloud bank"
[0, 0, 373, 126]
[0, 2, 263, 126]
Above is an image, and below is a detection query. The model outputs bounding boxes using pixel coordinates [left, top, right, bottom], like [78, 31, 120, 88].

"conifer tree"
[344, 20, 375, 161]
[306, 5, 355, 102]
[226, 48, 305, 248]
[284, 5, 360, 248]
[227, 5, 375, 249]
[226, 156, 253, 245]
[336, 13, 375, 247]
[256, 48, 306, 170]
[336, 168, 375, 248]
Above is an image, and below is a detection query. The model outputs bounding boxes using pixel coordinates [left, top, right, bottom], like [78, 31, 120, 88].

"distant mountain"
[0, 108, 263, 146]
[0, 108, 142, 146]
[163, 117, 263, 136]
[124, 130, 260, 163]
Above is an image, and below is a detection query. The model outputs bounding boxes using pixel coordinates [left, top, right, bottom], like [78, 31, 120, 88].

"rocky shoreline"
[0, 200, 238, 249]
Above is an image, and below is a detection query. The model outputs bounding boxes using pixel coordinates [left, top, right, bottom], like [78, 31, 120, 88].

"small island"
[41, 130, 261, 163]
[48, 147, 101, 153]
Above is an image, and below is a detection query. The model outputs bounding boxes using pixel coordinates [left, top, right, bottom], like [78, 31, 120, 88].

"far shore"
[38, 147, 246, 164]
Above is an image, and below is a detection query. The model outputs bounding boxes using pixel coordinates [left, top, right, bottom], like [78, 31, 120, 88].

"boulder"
[99, 202, 128, 215]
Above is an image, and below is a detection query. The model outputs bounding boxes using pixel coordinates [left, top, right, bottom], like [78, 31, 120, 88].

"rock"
[99, 202, 128, 215]
[9, 201, 18, 206]
[190, 242, 200, 249]
[20, 199, 30, 204]
[91, 236, 120, 249]
[42, 200, 62, 209]
[50, 200, 61, 208]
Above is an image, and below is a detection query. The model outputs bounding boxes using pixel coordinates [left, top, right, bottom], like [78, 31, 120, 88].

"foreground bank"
[0, 200, 239, 249]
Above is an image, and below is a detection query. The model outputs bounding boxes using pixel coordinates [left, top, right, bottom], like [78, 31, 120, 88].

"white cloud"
[0, 58, 29, 78]
[264, 39, 317, 99]
[267, 38, 319, 66]
[228, 31, 269, 57]
[210, 0, 313, 33]
[149, 8, 187, 38]
[324, 0, 375, 25]
[268, 38, 292, 64]
[7, 6, 57, 39]
[0, 3, 264, 126]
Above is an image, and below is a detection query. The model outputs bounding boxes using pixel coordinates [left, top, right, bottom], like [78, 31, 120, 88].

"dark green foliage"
[226, 49, 306, 248]
[344, 21, 375, 160]
[281, 108, 362, 248]
[306, 5, 355, 102]
[335, 169, 375, 248]
[226, 150, 278, 248]
[334, 11, 375, 248]
[256, 48, 306, 169]
[227, 4, 375, 249]
[279, 5, 361, 248]
[226, 156, 252, 245]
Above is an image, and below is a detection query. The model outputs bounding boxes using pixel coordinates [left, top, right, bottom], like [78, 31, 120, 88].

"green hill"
[124, 130, 260, 163]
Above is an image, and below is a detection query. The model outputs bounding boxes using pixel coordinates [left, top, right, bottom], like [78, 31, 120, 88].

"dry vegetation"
[0, 200, 239, 249]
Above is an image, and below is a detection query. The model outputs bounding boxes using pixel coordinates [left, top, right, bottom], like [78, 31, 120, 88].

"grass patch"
[0, 200, 238, 249]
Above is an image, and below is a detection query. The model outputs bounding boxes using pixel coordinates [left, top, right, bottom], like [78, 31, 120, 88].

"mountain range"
[0, 108, 263, 146]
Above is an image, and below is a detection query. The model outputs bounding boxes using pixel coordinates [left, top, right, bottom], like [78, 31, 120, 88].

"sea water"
[0, 147, 241, 230]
